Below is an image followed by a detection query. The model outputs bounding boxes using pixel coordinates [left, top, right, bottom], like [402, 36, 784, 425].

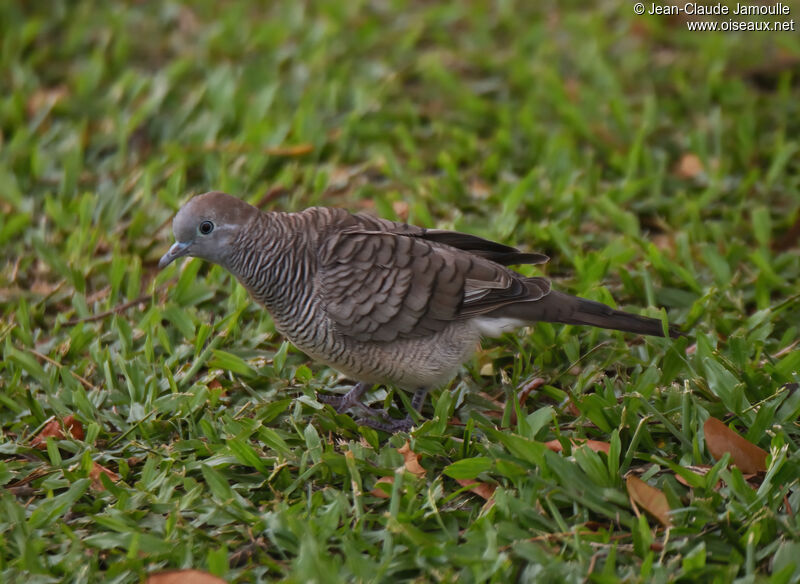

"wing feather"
[317, 218, 552, 342]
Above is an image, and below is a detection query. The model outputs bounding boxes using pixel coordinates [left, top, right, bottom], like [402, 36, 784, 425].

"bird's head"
[159, 191, 255, 269]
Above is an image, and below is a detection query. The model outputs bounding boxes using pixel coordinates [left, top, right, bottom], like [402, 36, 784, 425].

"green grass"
[2, 1, 800, 582]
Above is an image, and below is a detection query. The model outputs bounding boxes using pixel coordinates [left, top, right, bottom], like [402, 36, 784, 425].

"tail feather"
[489, 289, 683, 338]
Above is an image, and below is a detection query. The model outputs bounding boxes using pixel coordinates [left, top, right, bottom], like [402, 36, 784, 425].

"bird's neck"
[226, 209, 324, 315]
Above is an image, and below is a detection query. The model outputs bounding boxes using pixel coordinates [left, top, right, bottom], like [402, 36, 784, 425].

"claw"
[317, 381, 371, 413]
[356, 414, 414, 433]
[317, 383, 428, 433]
[317, 393, 345, 406]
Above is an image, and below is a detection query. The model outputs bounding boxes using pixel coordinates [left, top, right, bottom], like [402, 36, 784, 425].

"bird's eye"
[199, 220, 214, 235]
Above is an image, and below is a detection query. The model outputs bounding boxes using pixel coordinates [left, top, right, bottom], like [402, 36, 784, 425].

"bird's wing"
[420, 230, 549, 266]
[352, 211, 549, 267]
[317, 229, 550, 342]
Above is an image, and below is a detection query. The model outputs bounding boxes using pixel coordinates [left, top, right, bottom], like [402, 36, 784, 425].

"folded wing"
[318, 226, 550, 342]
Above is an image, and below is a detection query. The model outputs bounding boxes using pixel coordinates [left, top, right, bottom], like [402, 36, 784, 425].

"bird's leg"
[410, 387, 429, 412]
[355, 387, 430, 433]
[317, 381, 371, 413]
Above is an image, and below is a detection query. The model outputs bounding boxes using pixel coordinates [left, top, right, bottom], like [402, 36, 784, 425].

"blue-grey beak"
[158, 241, 191, 268]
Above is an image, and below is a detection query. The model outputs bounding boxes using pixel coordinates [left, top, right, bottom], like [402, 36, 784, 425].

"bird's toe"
[355, 413, 414, 433]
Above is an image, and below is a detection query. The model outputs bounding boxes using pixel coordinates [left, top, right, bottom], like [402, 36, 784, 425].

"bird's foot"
[355, 413, 415, 433]
[353, 387, 429, 433]
[317, 381, 371, 414]
[318, 384, 428, 433]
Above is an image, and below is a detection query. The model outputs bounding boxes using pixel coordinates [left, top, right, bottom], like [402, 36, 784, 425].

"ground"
[1, 1, 799, 582]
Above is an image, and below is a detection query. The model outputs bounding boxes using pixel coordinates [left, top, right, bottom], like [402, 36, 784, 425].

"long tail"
[492, 289, 683, 338]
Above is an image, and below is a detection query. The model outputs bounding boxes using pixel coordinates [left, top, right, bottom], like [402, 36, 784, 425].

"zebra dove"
[159, 191, 681, 432]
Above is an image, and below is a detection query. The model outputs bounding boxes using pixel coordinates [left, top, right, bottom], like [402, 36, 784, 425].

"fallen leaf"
[145, 570, 228, 584]
[487, 378, 548, 425]
[629, 16, 651, 39]
[590, 123, 622, 150]
[468, 178, 491, 200]
[31, 415, 84, 448]
[85, 286, 111, 304]
[89, 462, 120, 490]
[652, 233, 675, 253]
[455, 478, 496, 501]
[518, 378, 545, 406]
[545, 438, 611, 455]
[263, 143, 313, 156]
[477, 391, 504, 410]
[564, 78, 581, 102]
[674, 153, 704, 180]
[30, 279, 63, 297]
[207, 378, 226, 396]
[370, 476, 393, 499]
[564, 400, 581, 417]
[674, 464, 711, 488]
[26, 85, 69, 118]
[764, 341, 800, 363]
[256, 185, 289, 208]
[626, 475, 672, 527]
[704, 417, 767, 474]
[392, 201, 409, 221]
[5, 467, 51, 493]
[398, 441, 426, 478]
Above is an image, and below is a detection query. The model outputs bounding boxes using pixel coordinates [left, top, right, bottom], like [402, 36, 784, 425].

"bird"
[159, 191, 681, 432]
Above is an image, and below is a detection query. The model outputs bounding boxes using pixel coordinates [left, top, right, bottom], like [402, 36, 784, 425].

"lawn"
[1, 1, 799, 582]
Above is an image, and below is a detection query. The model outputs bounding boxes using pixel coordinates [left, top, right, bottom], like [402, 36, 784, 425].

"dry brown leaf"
[704, 417, 767, 474]
[207, 378, 227, 396]
[455, 478, 496, 501]
[544, 439, 565, 453]
[255, 185, 289, 208]
[629, 16, 649, 39]
[651, 233, 675, 253]
[590, 123, 622, 150]
[30, 279, 62, 297]
[564, 78, 581, 102]
[506, 378, 547, 426]
[765, 341, 800, 363]
[89, 462, 120, 490]
[518, 378, 545, 406]
[26, 85, 69, 118]
[31, 415, 84, 448]
[398, 441, 426, 478]
[545, 439, 611, 455]
[674, 464, 712, 488]
[370, 476, 393, 499]
[674, 153, 704, 179]
[263, 143, 313, 156]
[145, 570, 228, 584]
[468, 178, 491, 200]
[476, 391, 504, 411]
[392, 201, 409, 221]
[626, 475, 672, 527]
